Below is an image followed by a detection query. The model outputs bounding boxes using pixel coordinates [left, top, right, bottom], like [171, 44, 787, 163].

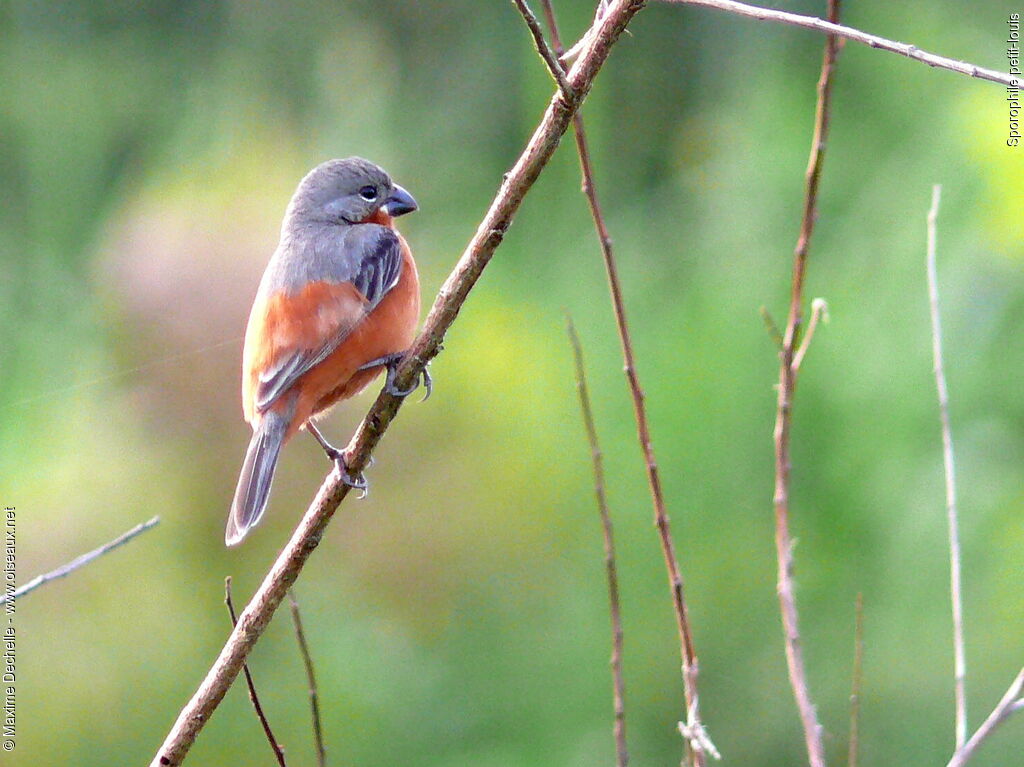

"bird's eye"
[358, 186, 378, 201]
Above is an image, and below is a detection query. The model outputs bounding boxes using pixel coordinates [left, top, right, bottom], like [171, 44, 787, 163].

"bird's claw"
[419, 367, 433, 401]
[333, 455, 369, 499]
[318, 442, 369, 499]
[384, 362, 432, 401]
[358, 352, 433, 401]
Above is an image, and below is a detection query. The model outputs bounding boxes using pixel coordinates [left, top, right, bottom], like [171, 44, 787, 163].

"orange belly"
[242, 237, 420, 441]
[308, 253, 419, 409]
[291, 245, 419, 439]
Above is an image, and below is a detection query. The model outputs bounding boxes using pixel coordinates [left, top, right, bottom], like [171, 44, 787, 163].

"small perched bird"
[227, 157, 425, 546]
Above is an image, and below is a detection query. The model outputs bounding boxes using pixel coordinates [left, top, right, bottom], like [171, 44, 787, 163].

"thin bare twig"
[925, 184, 968, 749]
[225, 577, 287, 767]
[560, 0, 614, 63]
[0, 515, 160, 605]
[538, 3, 711, 764]
[771, 2, 842, 766]
[566, 316, 629, 767]
[946, 668, 1024, 767]
[926, 188, 1024, 767]
[663, 0, 1015, 87]
[511, 0, 575, 101]
[288, 589, 326, 767]
[792, 298, 828, 373]
[149, 4, 648, 764]
[847, 593, 863, 767]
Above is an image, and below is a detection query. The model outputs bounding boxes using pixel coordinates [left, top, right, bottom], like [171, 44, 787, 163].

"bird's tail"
[226, 412, 287, 546]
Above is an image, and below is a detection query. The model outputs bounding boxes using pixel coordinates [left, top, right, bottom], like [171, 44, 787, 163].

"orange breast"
[303, 237, 420, 420]
[241, 233, 420, 441]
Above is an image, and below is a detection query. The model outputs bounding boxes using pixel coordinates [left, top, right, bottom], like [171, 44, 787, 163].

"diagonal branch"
[771, 2, 841, 766]
[511, 0, 575, 101]
[538, 3, 711, 764]
[560, 1, 615, 63]
[148, 3, 648, 765]
[663, 0, 1015, 87]
[567, 316, 629, 767]
[925, 184, 968, 749]
[225, 577, 287, 767]
[288, 590, 326, 767]
[946, 668, 1024, 767]
[1, 515, 160, 606]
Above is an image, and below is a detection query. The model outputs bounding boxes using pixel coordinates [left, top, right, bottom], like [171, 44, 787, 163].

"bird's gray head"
[285, 157, 417, 226]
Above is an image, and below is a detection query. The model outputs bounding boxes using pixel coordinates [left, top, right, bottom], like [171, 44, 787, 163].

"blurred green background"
[2, 0, 1022, 764]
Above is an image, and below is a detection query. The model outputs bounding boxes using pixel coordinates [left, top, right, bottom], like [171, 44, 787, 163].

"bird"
[226, 157, 426, 546]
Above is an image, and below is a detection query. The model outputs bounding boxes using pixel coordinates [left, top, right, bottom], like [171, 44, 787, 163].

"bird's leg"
[358, 352, 432, 400]
[305, 420, 368, 497]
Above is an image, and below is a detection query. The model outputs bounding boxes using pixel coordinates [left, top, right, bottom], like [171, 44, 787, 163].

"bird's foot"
[359, 352, 433, 401]
[333, 454, 369, 498]
[306, 420, 369, 498]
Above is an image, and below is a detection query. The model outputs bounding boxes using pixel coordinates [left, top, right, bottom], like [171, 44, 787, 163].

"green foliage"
[2, 1, 1022, 765]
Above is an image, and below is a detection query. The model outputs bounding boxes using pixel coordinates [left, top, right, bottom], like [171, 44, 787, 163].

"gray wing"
[254, 225, 404, 413]
[343, 226, 404, 308]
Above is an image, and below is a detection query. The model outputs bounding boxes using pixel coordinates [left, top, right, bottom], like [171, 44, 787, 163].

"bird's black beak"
[382, 184, 418, 217]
